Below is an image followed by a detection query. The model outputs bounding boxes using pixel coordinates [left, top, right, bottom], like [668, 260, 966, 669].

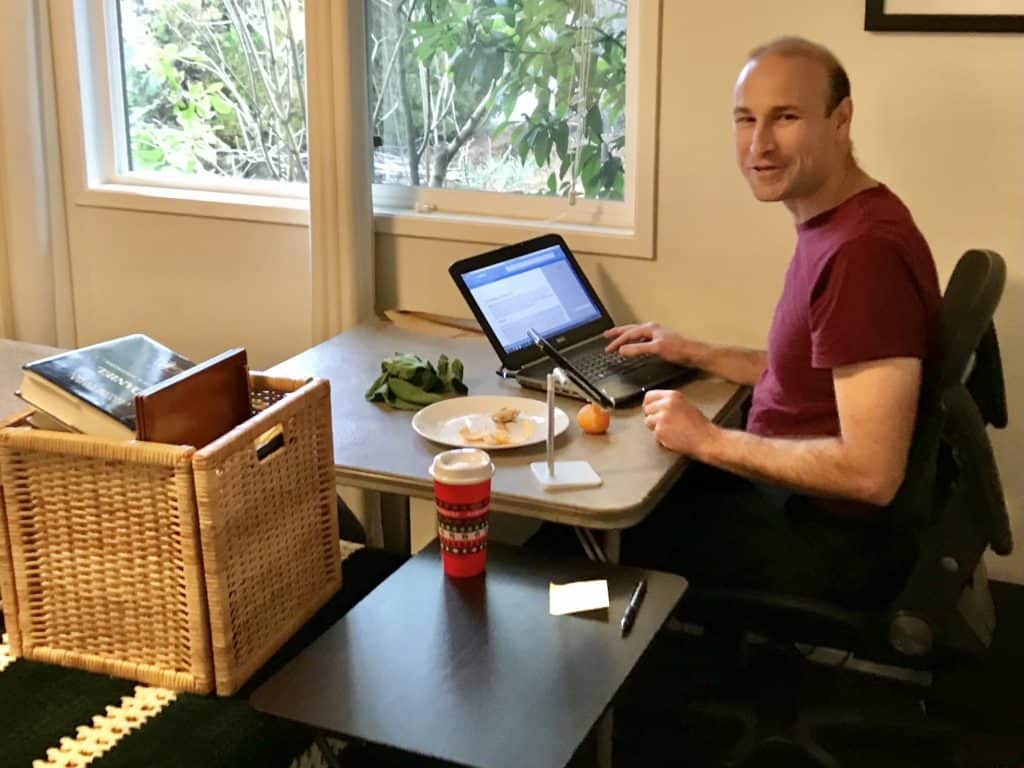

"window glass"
[116, 0, 308, 182]
[366, 0, 627, 201]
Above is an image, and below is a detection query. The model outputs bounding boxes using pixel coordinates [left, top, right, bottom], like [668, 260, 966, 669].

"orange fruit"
[577, 402, 611, 435]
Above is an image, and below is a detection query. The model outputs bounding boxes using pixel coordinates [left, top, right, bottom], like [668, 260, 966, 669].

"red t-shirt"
[746, 184, 942, 439]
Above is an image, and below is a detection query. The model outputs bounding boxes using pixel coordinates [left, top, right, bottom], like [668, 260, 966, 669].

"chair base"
[685, 633, 962, 768]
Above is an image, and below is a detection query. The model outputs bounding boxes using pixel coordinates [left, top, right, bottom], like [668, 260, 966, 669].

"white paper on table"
[549, 579, 610, 616]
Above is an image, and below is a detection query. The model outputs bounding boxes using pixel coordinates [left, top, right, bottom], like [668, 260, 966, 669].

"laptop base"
[516, 372, 591, 403]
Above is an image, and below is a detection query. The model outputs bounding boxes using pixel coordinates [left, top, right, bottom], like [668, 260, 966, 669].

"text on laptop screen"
[461, 245, 603, 354]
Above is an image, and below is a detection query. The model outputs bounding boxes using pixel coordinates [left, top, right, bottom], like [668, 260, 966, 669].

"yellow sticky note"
[549, 580, 610, 616]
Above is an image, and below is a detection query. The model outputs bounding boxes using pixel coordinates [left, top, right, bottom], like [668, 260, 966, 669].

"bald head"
[731, 38, 863, 221]
[746, 37, 850, 116]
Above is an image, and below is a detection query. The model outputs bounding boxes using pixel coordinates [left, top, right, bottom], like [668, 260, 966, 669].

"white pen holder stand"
[530, 369, 602, 490]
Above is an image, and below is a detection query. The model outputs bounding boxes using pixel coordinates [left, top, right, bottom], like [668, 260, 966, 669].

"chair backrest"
[890, 249, 1008, 535]
[888, 249, 1011, 658]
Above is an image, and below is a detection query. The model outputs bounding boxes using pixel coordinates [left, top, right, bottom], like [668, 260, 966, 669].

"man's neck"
[786, 162, 877, 224]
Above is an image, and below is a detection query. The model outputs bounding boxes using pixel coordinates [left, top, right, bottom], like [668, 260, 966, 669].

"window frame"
[52, 0, 661, 256]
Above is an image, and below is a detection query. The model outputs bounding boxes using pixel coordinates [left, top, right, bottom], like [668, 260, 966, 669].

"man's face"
[732, 54, 849, 206]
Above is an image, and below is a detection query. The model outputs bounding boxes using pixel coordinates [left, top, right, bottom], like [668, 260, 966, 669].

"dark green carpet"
[94, 695, 311, 768]
[0, 547, 406, 768]
[0, 658, 136, 767]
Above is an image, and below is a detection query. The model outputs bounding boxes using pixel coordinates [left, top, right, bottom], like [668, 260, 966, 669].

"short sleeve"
[809, 237, 928, 369]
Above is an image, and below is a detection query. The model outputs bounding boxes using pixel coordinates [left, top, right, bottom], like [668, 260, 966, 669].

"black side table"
[250, 540, 686, 768]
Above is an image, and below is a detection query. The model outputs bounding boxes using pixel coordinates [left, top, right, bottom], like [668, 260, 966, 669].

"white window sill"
[76, 183, 310, 226]
[374, 207, 652, 259]
[74, 185, 652, 258]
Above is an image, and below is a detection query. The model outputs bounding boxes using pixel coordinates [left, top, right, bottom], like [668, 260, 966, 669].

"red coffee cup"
[429, 448, 494, 578]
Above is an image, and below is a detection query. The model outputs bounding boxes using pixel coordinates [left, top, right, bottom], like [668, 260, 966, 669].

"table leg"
[602, 530, 621, 564]
[574, 527, 605, 562]
[573, 528, 621, 564]
[598, 531, 620, 767]
[379, 492, 411, 554]
[595, 708, 614, 768]
[572, 528, 621, 768]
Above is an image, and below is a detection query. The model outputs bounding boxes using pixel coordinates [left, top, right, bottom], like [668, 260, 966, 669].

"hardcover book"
[134, 347, 250, 448]
[17, 334, 193, 440]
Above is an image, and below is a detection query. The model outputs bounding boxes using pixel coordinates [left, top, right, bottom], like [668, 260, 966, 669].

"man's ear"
[834, 96, 853, 142]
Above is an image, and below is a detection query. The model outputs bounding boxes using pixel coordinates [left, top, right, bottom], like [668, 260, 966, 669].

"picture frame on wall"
[864, 0, 1024, 33]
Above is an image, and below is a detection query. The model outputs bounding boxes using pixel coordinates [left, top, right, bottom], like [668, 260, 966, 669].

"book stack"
[16, 334, 252, 448]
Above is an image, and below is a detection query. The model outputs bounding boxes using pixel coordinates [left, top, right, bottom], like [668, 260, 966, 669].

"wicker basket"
[193, 374, 340, 695]
[0, 374, 341, 695]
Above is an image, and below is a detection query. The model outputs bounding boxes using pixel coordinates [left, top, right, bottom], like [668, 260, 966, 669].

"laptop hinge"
[496, 366, 519, 380]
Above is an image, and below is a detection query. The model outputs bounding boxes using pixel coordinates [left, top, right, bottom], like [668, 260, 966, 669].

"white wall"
[21, 1, 1022, 579]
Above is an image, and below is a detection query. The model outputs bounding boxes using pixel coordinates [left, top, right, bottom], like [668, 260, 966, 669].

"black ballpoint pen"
[619, 578, 647, 636]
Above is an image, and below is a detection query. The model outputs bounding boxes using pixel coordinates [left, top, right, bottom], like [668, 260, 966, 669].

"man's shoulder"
[812, 186, 928, 261]
[854, 182, 916, 220]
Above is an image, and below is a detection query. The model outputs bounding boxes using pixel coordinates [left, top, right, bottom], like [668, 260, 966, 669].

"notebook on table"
[449, 233, 694, 408]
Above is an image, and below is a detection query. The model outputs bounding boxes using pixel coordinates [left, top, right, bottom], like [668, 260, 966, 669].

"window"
[116, 0, 308, 184]
[58, 1, 658, 254]
[367, 0, 626, 201]
[365, 0, 660, 257]
[54, 0, 310, 222]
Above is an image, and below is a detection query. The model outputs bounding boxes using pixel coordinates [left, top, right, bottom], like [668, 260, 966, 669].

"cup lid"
[429, 448, 494, 485]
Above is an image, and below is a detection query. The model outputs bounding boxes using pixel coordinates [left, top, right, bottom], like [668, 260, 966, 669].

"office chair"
[680, 249, 1011, 767]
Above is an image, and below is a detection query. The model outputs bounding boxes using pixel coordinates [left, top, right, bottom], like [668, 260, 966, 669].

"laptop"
[449, 233, 694, 408]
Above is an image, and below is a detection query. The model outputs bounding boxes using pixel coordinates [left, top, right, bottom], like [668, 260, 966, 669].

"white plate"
[411, 395, 569, 450]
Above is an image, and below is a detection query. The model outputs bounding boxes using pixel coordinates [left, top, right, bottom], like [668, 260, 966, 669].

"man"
[607, 37, 942, 606]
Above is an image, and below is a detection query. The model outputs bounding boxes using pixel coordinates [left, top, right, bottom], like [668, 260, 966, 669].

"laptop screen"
[460, 243, 603, 355]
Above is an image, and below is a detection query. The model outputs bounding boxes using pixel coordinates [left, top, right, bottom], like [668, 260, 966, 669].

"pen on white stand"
[545, 368, 568, 478]
[546, 372, 555, 477]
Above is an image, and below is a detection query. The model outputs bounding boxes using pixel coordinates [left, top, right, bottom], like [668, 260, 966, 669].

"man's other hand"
[642, 389, 714, 456]
[604, 322, 702, 365]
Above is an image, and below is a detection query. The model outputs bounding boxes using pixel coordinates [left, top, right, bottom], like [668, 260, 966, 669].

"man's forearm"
[696, 426, 896, 506]
[692, 345, 767, 386]
[686, 357, 920, 506]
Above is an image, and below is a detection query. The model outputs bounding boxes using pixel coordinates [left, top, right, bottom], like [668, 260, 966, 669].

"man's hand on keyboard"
[603, 322, 705, 367]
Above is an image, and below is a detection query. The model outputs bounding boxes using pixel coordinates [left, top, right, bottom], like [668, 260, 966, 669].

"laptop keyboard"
[567, 347, 654, 379]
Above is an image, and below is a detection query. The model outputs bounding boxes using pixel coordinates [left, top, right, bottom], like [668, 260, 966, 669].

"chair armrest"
[716, 385, 753, 430]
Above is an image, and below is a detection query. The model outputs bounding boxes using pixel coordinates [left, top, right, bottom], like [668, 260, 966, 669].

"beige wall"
[66, 208, 311, 370]
[376, 1, 1024, 581]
